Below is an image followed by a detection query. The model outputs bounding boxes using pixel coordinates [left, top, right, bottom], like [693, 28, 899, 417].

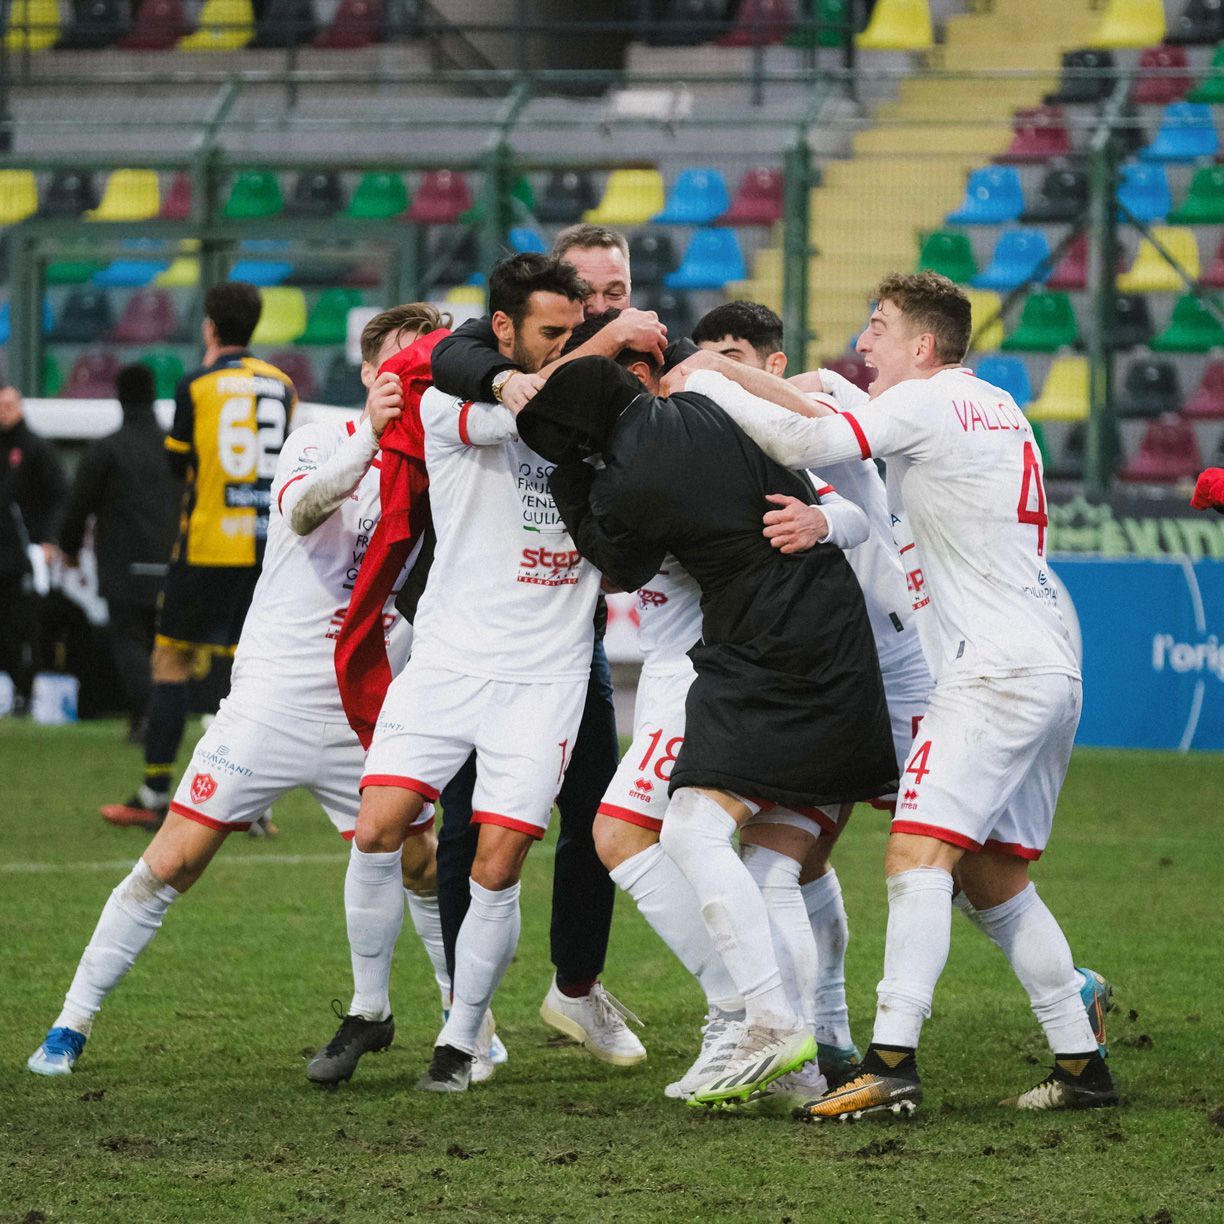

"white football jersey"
[410, 389, 599, 683]
[229, 419, 416, 722]
[635, 555, 703, 677]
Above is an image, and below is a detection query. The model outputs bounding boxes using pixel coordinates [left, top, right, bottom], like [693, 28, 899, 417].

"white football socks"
[345, 845, 404, 1022]
[873, 867, 954, 1049]
[56, 858, 181, 1036]
[437, 879, 521, 1056]
[801, 868, 853, 1049]
[741, 844, 817, 1032]
[405, 888, 452, 999]
[609, 842, 743, 1014]
[957, 883, 1097, 1054]
[659, 789, 800, 1031]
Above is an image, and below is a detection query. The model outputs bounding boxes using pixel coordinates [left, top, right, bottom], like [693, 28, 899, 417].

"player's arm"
[164, 376, 195, 479]
[549, 461, 666, 592]
[430, 316, 515, 403]
[818, 367, 871, 412]
[663, 350, 827, 418]
[761, 481, 869, 555]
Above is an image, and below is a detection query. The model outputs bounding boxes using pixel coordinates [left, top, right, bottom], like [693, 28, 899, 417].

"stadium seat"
[300, 287, 363, 345]
[584, 169, 666, 227]
[535, 170, 597, 224]
[1169, 164, 1224, 223]
[1115, 357, 1181, 417]
[1130, 44, 1192, 105]
[1045, 49, 1115, 106]
[628, 230, 678, 287]
[823, 352, 872, 392]
[653, 168, 731, 226]
[227, 259, 293, 286]
[1117, 226, 1200, 292]
[47, 255, 106, 285]
[1047, 233, 1089, 291]
[4, 0, 61, 49]
[1027, 356, 1090, 422]
[178, 0, 253, 48]
[1199, 233, 1224, 287]
[856, 0, 932, 50]
[443, 285, 486, 307]
[429, 230, 478, 287]
[1043, 422, 1087, 480]
[945, 166, 1026, 225]
[110, 289, 179, 343]
[1167, 0, 1224, 45]
[94, 257, 169, 287]
[0, 171, 38, 225]
[972, 229, 1052, 291]
[250, 287, 307, 346]
[1188, 43, 1224, 102]
[965, 289, 1005, 351]
[313, 0, 381, 48]
[118, 0, 188, 48]
[0, 304, 8, 347]
[285, 171, 346, 218]
[1151, 292, 1224, 349]
[642, 0, 728, 47]
[141, 349, 186, 399]
[509, 226, 547, 254]
[1022, 165, 1088, 224]
[997, 107, 1071, 163]
[407, 171, 472, 224]
[664, 229, 746, 290]
[346, 172, 408, 219]
[786, 0, 849, 48]
[65, 351, 123, 399]
[159, 172, 193, 220]
[716, 0, 792, 46]
[51, 289, 114, 343]
[459, 174, 534, 226]
[1117, 161, 1171, 221]
[320, 354, 365, 407]
[42, 353, 63, 396]
[250, 0, 315, 46]
[223, 170, 284, 219]
[155, 255, 200, 286]
[87, 169, 161, 222]
[642, 288, 695, 338]
[1140, 101, 1219, 162]
[57, 0, 128, 48]
[1181, 360, 1224, 418]
[719, 167, 784, 226]
[39, 169, 98, 219]
[1091, 0, 1167, 49]
[267, 350, 316, 400]
[916, 230, 977, 282]
[975, 355, 1033, 407]
[1002, 292, 1080, 352]
[1117, 413, 1201, 481]
[1105, 292, 1156, 349]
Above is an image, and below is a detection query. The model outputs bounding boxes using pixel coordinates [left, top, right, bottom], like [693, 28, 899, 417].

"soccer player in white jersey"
[672, 272, 1118, 1117]
[329, 254, 601, 1094]
[27, 304, 450, 1078]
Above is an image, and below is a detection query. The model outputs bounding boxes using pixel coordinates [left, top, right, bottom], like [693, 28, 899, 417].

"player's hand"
[658, 349, 724, 397]
[366, 371, 403, 439]
[763, 494, 828, 554]
[502, 371, 545, 414]
[787, 370, 827, 393]
[609, 309, 668, 363]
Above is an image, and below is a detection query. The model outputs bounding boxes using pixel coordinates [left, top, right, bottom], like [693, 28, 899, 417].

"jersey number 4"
[218, 396, 287, 481]
[1016, 440, 1048, 556]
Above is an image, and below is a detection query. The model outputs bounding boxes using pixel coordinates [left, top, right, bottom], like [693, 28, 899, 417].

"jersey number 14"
[1016, 440, 1048, 556]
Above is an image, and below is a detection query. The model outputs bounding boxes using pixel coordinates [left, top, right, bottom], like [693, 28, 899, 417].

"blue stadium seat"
[1117, 161, 1172, 221]
[0, 298, 53, 343]
[975, 354, 1034, 406]
[508, 226, 547, 254]
[228, 259, 294, 286]
[665, 228, 746, 289]
[93, 259, 168, 287]
[1140, 101, 1220, 162]
[946, 166, 1026, 225]
[653, 168, 732, 225]
[970, 229, 1052, 291]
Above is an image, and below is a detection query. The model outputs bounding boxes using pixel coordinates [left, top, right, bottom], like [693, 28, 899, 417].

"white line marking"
[1179, 679, 1206, 754]
[0, 853, 346, 875]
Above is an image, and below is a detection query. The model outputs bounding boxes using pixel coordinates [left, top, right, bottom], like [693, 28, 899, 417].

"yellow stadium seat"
[0, 170, 39, 225]
[964, 290, 1005, 352]
[1090, 0, 1166, 49]
[583, 169, 666, 226]
[178, 0, 255, 49]
[4, 0, 60, 50]
[155, 257, 200, 287]
[444, 285, 486, 306]
[1117, 227, 1200, 293]
[856, 0, 932, 50]
[1027, 356, 1090, 422]
[87, 170, 162, 222]
[250, 287, 307, 346]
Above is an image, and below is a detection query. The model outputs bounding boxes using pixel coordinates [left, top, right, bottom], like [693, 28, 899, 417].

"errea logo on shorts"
[518, 546, 582, 587]
[1152, 633, 1224, 682]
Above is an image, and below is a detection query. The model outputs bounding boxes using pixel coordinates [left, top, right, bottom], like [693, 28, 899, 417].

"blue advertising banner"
[1052, 556, 1224, 751]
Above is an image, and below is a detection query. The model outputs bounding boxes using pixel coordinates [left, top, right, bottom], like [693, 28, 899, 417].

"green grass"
[2, 720, 1222, 1222]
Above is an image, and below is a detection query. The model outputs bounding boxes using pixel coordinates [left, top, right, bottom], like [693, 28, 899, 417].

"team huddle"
[27, 228, 1119, 1121]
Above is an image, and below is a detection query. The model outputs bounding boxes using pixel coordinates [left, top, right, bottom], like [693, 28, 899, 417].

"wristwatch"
[491, 369, 516, 403]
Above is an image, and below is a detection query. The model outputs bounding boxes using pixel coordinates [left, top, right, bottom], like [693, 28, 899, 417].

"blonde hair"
[872, 271, 972, 365]
[360, 303, 452, 365]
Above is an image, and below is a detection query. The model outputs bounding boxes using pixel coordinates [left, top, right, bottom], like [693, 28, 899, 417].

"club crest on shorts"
[190, 773, 218, 804]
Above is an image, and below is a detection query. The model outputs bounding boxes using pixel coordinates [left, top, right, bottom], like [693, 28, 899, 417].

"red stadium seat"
[715, 0, 792, 46]
[313, 0, 381, 49]
[1130, 44, 1193, 105]
[823, 352, 873, 392]
[1117, 412, 1202, 481]
[1046, 232, 1089, 291]
[268, 350, 317, 400]
[118, 0, 188, 49]
[64, 350, 123, 399]
[997, 106, 1072, 163]
[1181, 360, 1224, 419]
[109, 288, 179, 343]
[159, 172, 192, 220]
[406, 170, 472, 224]
[1199, 232, 1224, 288]
[719, 166, 784, 225]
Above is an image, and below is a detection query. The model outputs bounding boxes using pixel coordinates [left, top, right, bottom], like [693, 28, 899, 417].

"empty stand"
[87, 169, 161, 222]
[1117, 161, 1171, 221]
[1151, 293, 1224, 349]
[1116, 226, 1199, 292]
[251, 0, 315, 47]
[313, 0, 383, 50]
[57, 0, 129, 48]
[917, 230, 977, 282]
[1045, 49, 1115, 106]
[285, 171, 347, 218]
[1022, 165, 1089, 224]
[823, 352, 872, 392]
[716, 0, 792, 46]
[585, 170, 666, 227]
[1182, 360, 1224, 418]
[1168, 164, 1224, 222]
[1091, 0, 1167, 49]
[1141, 102, 1219, 161]
[1027, 356, 1090, 422]
[1002, 291, 1080, 351]
[1199, 233, 1224, 287]
[1047, 232, 1089, 290]
[320, 354, 366, 406]
[1188, 44, 1224, 101]
[856, 0, 932, 50]
[1117, 413, 1201, 481]
[1130, 44, 1192, 105]
[65, 351, 122, 399]
[4, 0, 61, 50]
[300, 288, 364, 345]
[998, 107, 1072, 163]
[975, 355, 1033, 406]
[346, 173, 408, 220]
[179, 0, 254, 49]
[628, 230, 679, 287]
[407, 171, 472, 225]
[250, 287, 307, 346]
[224, 171, 284, 219]
[1106, 292, 1156, 349]
[1115, 357, 1181, 417]
[1167, 0, 1224, 45]
[110, 288, 179, 343]
[142, 349, 187, 399]
[946, 166, 1026, 225]
[654, 168, 732, 226]
[51, 289, 115, 343]
[267, 351, 317, 400]
[720, 167, 784, 226]
[0, 171, 39, 225]
[39, 170, 98, 219]
[160, 173, 193, 221]
[972, 229, 1053, 291]
[118, 0, 188, 49]
[535, 171, 598, 225]
[664, 228, 746, 290]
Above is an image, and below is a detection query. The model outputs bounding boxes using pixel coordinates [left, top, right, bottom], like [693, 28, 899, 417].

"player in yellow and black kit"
[102, 282, 296, 829]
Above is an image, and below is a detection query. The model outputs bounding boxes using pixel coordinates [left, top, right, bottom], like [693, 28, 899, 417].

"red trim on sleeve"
[597, 802, 663, 832]
[982, 837, 1043, 861]
[842, 412, 871, 460]
[899, 543, 915, 555]
[340, 829, 356, 841]
[169, 801, 251, 833]
[277, 471, 308, 513]
[457, 401, 473, 447]
[359, 774, 441, 801]
[814, 484, 835, 498]
[345, 420, 356, 436]
[890, 820, 981, 853]
[471, 810, 547, 840]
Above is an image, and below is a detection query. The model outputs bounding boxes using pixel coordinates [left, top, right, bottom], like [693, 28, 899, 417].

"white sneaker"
[737, 1059, 828, 1117]
[665, 1010, 744, 1100]
[690, 1024, 817, 1107]
[539, 977, 647, 1067]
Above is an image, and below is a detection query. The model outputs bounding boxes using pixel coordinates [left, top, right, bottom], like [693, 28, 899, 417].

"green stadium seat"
[1002, 292, 1080, 352]
[223, 170, 284, 219]
[916, 230, 977, 283]
[1188, 44, 1224, 103]
[1169, 165, 1224, 224]
[1150, 293, 1224, 351]
[299, 287, 364, 345]
[460, 174, 535, 224]
[347, 172, 408, 219]
[786, 0, 849, 48]
[142, 349, 186, 398]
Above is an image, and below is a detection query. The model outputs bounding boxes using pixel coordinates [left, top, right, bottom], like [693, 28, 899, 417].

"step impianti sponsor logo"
[1152, 633, 1224, 681]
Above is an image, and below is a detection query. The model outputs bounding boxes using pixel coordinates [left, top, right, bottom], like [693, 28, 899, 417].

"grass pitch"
[1, 720, 1222, 1223]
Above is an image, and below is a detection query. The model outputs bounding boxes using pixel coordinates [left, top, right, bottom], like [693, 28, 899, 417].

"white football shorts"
[891, 671, 1082, 860]
[863, 643, 936, 814]
[362, 661, 587, 839]
[169, 699, 433, 839]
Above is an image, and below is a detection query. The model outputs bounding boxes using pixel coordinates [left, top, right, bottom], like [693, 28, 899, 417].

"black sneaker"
[306, 1000, 395, 1084]
[1001, 1051, 1119, 1110]
[415, 1043, 474, 1093]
